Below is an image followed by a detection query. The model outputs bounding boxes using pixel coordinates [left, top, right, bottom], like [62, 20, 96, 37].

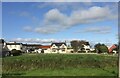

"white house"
[51, 42, 67, 53]
[82, 44, 91, 53]
[22, 44, 42, 53]
[34, 49, 42, 53]
[67, 48, 74, 53]
[38, 45, 51, 53]
[6, 42, 23, 51]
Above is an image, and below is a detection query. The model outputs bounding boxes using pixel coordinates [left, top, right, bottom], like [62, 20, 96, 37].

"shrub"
[2, 48, 11, 57]
[2, 51, 11, 57]
[41, 49, 44, 53]
[11, 49, 22, 56]
[90, 50, 96, 53]
[94, 43, 109, 53]
[78, 51, 86, 53]
[71, 51, 73, 53]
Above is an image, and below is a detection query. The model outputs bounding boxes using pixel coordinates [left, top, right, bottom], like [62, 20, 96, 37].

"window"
[61, 48, 65, 51]
[52, 48, 56, 52]
[21, 47, 22, 50]
[86, 49, 90, 50]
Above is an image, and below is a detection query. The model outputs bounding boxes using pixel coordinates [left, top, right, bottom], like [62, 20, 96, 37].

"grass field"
[2, 53, 118, 76]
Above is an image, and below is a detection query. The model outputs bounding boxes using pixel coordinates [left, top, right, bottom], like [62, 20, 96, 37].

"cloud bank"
[76, 26, 112, 34]
[24, 6, 117, 34]
[11, 38, 114, 47]
[11, 38, 81, 43]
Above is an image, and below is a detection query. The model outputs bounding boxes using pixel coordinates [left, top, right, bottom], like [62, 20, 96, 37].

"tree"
[78, 40, 85, 51]
[94, 43, 101, 53]
[94, 43, 109, 53]
[11, 49, 22, 56]
[100, 44, 109, 53]
[70, 40, 90, 52]
[70, 40, 79, 52]
[79, 40, 90, 51]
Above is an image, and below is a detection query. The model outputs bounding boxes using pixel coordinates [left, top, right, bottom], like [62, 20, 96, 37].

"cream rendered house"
[38, 45, 51, 53]
[82, 44, 91, 53]
[51, 43, 67, 53]
[67, 48, 74, 53]
[50, 44, 58, 53]
[6, 42, 23, 51]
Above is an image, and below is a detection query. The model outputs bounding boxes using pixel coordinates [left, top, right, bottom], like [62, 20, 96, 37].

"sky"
[2, 2, 118, 46]
[1, 0, 120, 2]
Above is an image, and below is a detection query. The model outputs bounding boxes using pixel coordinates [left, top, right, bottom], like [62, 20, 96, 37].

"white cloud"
[76, 26, 111, 34]
[11, 38, 88, 43]
[11, 38, 115, 47]
[90, 40, 114, 48]
[18, 11, 39, 22]
[48, 6, 116, 25]
[23, 6, 117, 34]
[12, 38, 69, 43]
[36, 2, 93, 11]
[34, 25, 61, 34]
[33, 6, 116, 34]
[44, 8, 67, 25]
[69, 6, 117, 25]
[23, 26, 33, 32]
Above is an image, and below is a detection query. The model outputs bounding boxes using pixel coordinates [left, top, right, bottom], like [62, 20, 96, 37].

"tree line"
[70, 40, 118, 53]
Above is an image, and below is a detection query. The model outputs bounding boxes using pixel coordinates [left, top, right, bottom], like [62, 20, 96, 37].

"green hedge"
[11, 49, 22, 56]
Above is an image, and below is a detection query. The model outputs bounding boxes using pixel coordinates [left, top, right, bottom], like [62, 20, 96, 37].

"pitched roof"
[22, 44, 42, 46]
[6, 42, 22, 45]
[51, 42, 66, 47]
[109, 44, 117, 53]
[39, 45, 51, 49]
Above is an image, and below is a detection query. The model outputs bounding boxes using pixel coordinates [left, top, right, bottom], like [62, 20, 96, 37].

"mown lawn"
[2, 53, 118, 76]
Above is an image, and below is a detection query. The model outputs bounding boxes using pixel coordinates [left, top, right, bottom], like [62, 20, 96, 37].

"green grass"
[24, 68, 117, 76]
[2, 53, 118, 76]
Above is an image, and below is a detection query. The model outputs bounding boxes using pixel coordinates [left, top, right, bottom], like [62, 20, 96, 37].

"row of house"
[1, 39, 118, 54]
[6, 42, 72, 53]
[1, 39, 93, 54]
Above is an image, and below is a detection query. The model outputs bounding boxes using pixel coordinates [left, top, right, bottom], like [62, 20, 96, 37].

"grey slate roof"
[51, 42, 66, 47]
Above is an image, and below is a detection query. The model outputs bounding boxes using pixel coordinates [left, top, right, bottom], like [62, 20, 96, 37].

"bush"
[90, 50, 96, 53]
[70, 51, 73, 53]
[78, 51, 86, 53]
[2, 51, 11, 57]
[41, 49, 44, 53]
[94, 43, 109, 53]
[2, 48, 11, 57]
[11, 49, 22, 56]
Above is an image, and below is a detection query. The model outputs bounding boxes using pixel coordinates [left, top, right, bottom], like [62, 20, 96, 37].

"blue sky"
[2, 2, 118, 46]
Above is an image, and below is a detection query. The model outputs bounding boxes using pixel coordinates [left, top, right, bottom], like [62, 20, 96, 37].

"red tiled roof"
[39, 45, 51, 49]
[109, 44, 117, 53]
